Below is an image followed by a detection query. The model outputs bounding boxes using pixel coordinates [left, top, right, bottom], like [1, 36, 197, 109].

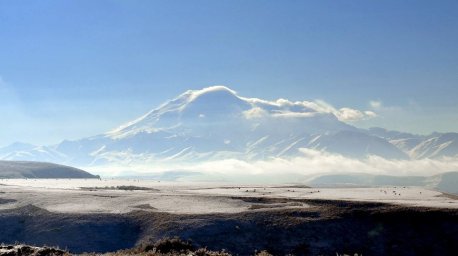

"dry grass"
[0, 244, 70, 256]
[84, 237, 232, 256]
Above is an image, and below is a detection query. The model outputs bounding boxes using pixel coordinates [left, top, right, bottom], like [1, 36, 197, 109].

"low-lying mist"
[86, 148, 458, 183]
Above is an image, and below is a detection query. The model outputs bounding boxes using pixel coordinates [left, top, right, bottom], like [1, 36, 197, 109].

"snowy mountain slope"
[1, 86, 457, 167]
[0, 142, 36, 156]
[409, 133, 458, 159]
[389, 138, 425, 154]
[106, 86, 354, 140]
[0, 143, 67, 163]
[365, 127, 423, 141]
[308, 130, 409, 159]
[365, 128, 458, 159]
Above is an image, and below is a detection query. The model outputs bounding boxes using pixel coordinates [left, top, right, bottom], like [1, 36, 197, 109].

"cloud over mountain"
[1, 86, 457, 178]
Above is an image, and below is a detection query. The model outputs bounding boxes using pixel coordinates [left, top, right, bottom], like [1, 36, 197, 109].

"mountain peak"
[177, 85, 242, 106]
[176, 85, 251, 121]
[105, 86, 249, 138]
[184, 85, 238, 101]
[4, 85, 458, 169]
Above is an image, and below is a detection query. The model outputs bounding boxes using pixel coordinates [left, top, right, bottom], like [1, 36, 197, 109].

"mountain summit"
[107, 86, 253, 139]
[1, 86, 458, 169]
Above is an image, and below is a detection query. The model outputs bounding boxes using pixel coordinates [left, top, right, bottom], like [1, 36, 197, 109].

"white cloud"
[311, 101, 377, 122]
[242, 107, 268, 119]
[364, 111, 377, 118]
[86, 148, 458, 179]
[337, 108, 368, 122]
[241, 95, 376, 122]
[271, 111, 318, 118]
[186, 85, 237, 102]
[370, 100, 382, 110]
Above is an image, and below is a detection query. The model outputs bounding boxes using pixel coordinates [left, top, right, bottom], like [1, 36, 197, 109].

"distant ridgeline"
[0, 161, 99, 179]
[1, 87, 458, 167]
[307, 172, 458, 195]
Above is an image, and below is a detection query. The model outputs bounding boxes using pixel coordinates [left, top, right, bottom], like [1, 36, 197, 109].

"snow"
[2, 86, 458, 175]
[0, 179, 251, 214]
[0, 179, 456, 215]
[187, 186, 458, 209]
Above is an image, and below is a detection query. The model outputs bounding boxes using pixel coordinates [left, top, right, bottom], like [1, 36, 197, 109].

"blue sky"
[1, 0, 457, 146]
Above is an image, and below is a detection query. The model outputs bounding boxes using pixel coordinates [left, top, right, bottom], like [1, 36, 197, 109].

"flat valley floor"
[0, 179, 457, 255]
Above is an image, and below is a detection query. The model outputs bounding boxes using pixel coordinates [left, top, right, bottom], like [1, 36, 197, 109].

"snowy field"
[0, 179, 457, 214]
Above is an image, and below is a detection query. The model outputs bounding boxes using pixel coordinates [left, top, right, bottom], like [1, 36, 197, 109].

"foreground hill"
[0, 201, 456, 255]
[0, 161, 99, 179]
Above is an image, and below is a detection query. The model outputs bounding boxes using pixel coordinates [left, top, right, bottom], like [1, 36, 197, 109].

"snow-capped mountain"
[308, 131, 409, 159]
[0, 142, 67, 163]
[1, 86, 457, 168]
[409, 133, 458, 159]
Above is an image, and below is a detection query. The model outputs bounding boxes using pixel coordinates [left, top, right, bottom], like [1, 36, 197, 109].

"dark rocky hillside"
[0, 161, 99, 179]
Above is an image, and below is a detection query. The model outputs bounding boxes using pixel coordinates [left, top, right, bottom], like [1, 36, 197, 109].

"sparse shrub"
[145, 237, 194, 253]
[17, 245, 34, 255]
[35, 247, 68, 256]
[255, 250, 273, 256]
[0, 245, 69, 256]
[195, 248, 232, 256]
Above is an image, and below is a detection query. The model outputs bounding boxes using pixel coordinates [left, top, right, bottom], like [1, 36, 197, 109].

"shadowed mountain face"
[0, 161, 99, 178]
[0, 86, 457, 168]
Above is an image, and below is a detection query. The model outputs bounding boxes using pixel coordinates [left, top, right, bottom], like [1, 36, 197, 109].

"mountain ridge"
[0, 160, 99, 178]
[1, 86, 458, 171]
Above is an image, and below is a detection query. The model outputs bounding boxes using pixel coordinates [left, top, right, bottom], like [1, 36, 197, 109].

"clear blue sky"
[1, 0, 457, 146]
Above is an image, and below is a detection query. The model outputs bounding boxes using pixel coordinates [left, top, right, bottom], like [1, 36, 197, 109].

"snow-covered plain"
[0, 179, 456, 214]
